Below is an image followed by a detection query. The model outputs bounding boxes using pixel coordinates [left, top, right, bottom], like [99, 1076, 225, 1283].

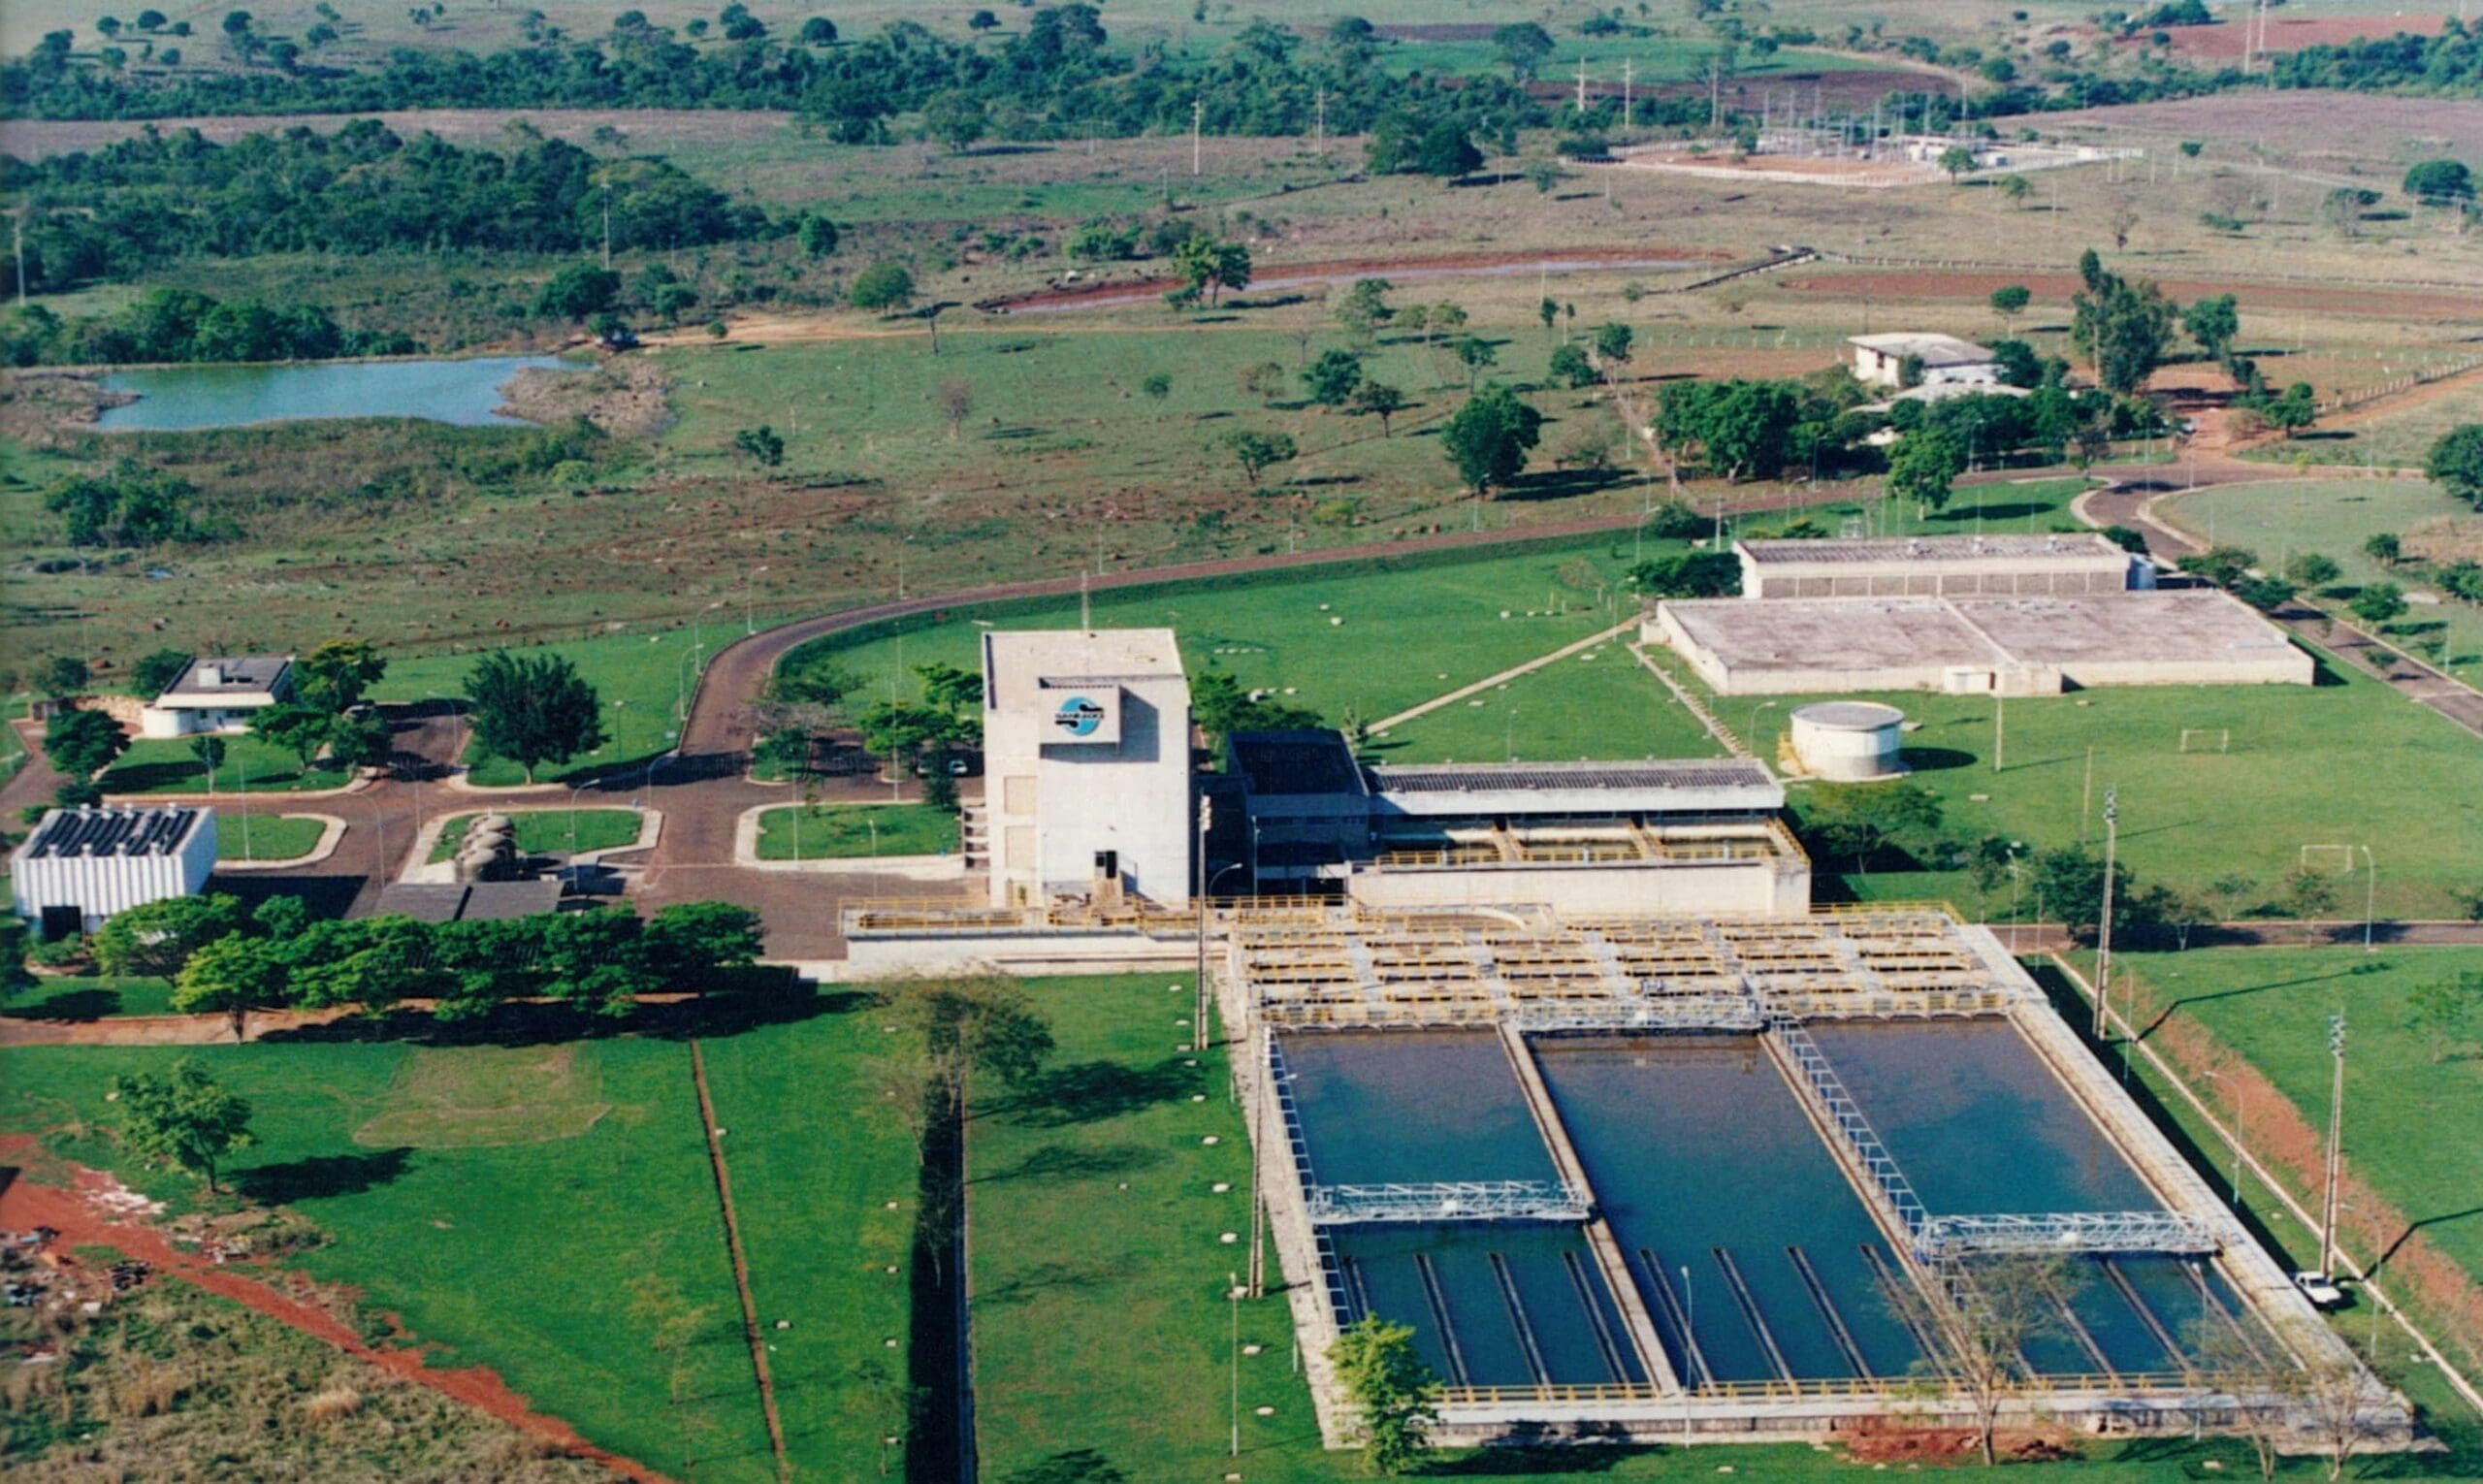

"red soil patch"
[0, 1142, 664, 1483]
[1785, 270, 2483, 322]
[2143, 13, 2448, 60]
[1845, 1419, 2080, 1466]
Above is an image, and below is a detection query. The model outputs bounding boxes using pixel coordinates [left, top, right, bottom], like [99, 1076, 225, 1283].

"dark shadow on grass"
[2372, 1205, 2483, 1280]
[974, 1258, 1113, 1308]
[258, 978, 870, 1048]
[1929, 500, 2053, 524]
[1896, 746, 1976, 772]
[205, 872, 361, 921]
[0, 987, 122, 1020]
[1493, 468, 1637, 502]
[1004, 1057, 1205, 1127]
[1422, 1439, 1653, 1473]
[991, 1448, 1131, 1483]
[972, 1141, 1167, 1185]
[233, 1145, 413, 1204]
[2133, 965, 2365, 1041]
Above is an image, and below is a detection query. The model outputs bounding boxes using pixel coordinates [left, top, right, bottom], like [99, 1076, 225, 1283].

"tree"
[855, 700, 948, 779]
[799, 16, 837, 46]
[295, 637, 385, 714]
[2323, 187, 2378, 238]
[1800, 783, 1944, 874]
[1999, 173, 2031, 208]
[1301, 349, 1364, 408]
[2350, 582, 2406, 627]
[922, 89, 988, 153]
[1190, 670, 1319, 748]
[1348, 381, 1406, 436]
[534, 263, 622, 320]
[644, 901, 764, 986]
[92, 893, 247, 978]
[1592, 321, 1633, 366]
[937, 377, 974, 439]
[1492, 21, 1554, 81]
[2071, 253, 2177, 395]
[1887, 429, 1966, 516]
[1334, 277, 1393, 344]
[1927, 1255, 2070, 1468]
[1215, 429, 1298, 486]
[849, 262, 916, 310]
[1451, 335, 1497, 391]
[2402, 159, 2475, 205]
[2181, 545, 2261, 589]
[1548, 342, 1596, 389]
[252, 701, 333, 773]
[465, 650, 607, 784]
[2282, 864, 2340, 920]
[1403, 120, 1482, 179]
[1140, 372, 1172, 403]
[2286, 553, 2341, 589]
[2032, 844, 2146, 943]
[327, 711, 395, 772]
[44, 708, 127, 780]
[1937, 144, 1979, 182]
[2425, 424, 2483, 509]
[132, 647, 193, 697]
[915, 661, 984, 718]
[796, 212, 840, 258]
[173, 933, 288, 1041]
[1438, 383, 1542, 496]
[189, 734, 226, 791]
[735, 425, 786, 468]
[2363, 532, 2402, 566]
[1239, 361, 1287, 404]
[40, 655, 90, 698]
[2182, 293, 2240, 365]
[1171, 238, 1251, 306]
[2261, 381, 2316, 438]
[2405, 970, 2483, 1062]
[1329, 1315, 1439, 1474]
[1629, 551, 1740, 598]
[111, 1058, 254, 1192]
[968, 9, 1000, 31]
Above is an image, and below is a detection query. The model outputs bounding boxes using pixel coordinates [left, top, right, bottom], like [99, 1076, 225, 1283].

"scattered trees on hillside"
[2427, 424, 2483, 508]
[2070, 249, 2177, 395]
[849, 262, 916, 310]
[1170, 238, 1252, 306]
[44, 709, 128, 781]
[1438, 383, 1542, 496]
[43, 461, 213, 547]
[2402, 159, 2475, 205]
[1215, 429, 1298, 486]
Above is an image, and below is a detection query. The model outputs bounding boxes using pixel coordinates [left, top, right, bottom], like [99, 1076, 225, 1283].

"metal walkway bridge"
[1305, 1180, 1593, 1227]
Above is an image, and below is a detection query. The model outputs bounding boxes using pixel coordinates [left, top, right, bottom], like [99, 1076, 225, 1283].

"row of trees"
[90, 890, 763, 1030]
[3, 287, 411, 368]
[6, 119, 760, 293]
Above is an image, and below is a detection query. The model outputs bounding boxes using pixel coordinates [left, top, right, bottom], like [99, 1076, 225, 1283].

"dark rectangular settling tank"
[1278, 1030, 1557, 1185]
[1535, 1036, 1923, 1384]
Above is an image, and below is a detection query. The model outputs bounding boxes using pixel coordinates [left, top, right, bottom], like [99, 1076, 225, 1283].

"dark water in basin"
[1334, 1224, 1646, 1387]
[1279, 1030, 1555, 1186]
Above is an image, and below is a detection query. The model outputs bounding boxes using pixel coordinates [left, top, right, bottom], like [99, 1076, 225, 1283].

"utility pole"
[1623, 57, 1633, 136]
[12, 208, 24, 309]
[1709, 57, 1722, 133]
[1192, 98, 1204, 177]
[1575, 54, 1588, 114]
[1992, 694, 2004, 773]
[600, 180, 612, 272]
[2318, 1011, 2347, 1278]
[2093, 788, 2119, 1042]
[1193, 796, 1210, 1053]
[1313, 88, 1326, 153]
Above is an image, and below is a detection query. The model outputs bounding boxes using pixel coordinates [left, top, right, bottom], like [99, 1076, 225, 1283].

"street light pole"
[1229, 1272, 1242, 1458]
[2092, 788, 2119, 1043]
[2358, 844, 2376, 952]
[1195, 796, 1211, 1054]
[745, 565, 769, 635]
[2319, 1011, 2347, 1279]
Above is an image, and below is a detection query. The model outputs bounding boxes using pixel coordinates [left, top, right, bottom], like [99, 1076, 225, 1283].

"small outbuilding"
[11, 805, 218, 939]
[1787, 702, 1908, 782]
[1847, 333, 2001, 389]
[139, 655, 296, 739]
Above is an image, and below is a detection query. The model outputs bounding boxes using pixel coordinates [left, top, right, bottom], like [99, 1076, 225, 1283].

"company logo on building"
[1053, 695, 1109, 737]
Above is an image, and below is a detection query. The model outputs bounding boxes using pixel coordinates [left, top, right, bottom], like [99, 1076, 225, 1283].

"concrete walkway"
[1368, 618, 1640, 734]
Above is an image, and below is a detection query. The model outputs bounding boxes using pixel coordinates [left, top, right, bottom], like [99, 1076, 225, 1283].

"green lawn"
[98, 734, 342, 795]
[214, 813, 325, 862]
[376, 628, 716, 789]
[0, 993, 919, 1481]
[0, 693, 28, 782]
[427, 809, 643, 862]
[1723, 640, 2483, 919]
[969, 975, 2476, 1481]
[1375, 640, 1725, 763]
[2161, 478, 2483, 686]
[2110, 946, 2483, 1294]
[0, 975, 176, 1019]
[782, 534, 1652, 737]
[2244, 372, 2483, 469]
[754, 803, 958, 860]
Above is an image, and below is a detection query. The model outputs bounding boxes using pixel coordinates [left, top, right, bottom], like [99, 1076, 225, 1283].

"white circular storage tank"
[1789, 701, 1908, 782]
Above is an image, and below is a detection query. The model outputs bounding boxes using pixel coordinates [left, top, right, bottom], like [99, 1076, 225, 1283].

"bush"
[849, 262, 916, 310]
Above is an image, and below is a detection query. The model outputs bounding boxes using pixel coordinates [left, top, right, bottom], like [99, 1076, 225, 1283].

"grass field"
[1719, 637, 2483, 919]
[2247, 373, 2483, 470]
[969, 975, 2477, 1481]
[426, 809, 642, 862]
[215, 813, 325, 861]
[2160, 478, 2483, 685]
[1376, 640, 1725, 762]
[2109, 946, 2483, 1292]
[0, 990, 919, 1481]
[753, 803, 957, 860]
[98, 734, 341, 795]
[376, 629, 714, 789]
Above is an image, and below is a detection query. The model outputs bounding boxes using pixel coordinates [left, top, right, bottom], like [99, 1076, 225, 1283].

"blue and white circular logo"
[1053, 695, 1107, 737]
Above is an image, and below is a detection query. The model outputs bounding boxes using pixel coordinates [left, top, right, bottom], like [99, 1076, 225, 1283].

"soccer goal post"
[2178, 727, 2231, 754]
[2299, 844, 2358, 875]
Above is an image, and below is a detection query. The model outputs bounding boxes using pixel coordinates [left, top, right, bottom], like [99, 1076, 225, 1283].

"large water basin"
[1334, 1224, 1647, 1388]
[1801, 1018, 2155, 1215]
[1535, 1035, 1924, 1384]
[96, 354, 578, 431]
[1279, 1030, 1556, 1186]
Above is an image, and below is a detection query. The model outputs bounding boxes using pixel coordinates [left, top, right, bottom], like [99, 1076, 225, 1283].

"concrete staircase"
[959, 803, 989, 871]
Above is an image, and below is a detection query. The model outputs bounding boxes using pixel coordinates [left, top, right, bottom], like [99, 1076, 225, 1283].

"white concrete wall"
[1033, 678, 1192, 905]
[1346, 857, 1803, 915]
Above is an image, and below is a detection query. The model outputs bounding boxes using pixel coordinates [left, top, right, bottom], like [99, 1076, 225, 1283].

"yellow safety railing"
[1436, 1371, 2196, 1406]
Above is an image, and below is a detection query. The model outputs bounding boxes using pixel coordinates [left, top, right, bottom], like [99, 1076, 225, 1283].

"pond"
[95, 354, 581, 432]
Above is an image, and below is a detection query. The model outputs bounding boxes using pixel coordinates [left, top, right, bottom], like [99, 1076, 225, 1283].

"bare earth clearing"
[2146, 12, 2449, 61]
[1786, 270, 2483, 322]
[2040, 91, 2483, 168]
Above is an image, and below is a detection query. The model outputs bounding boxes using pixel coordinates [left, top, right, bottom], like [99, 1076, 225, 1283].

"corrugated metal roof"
[1740, 533, 2122, 565]
[1367, 759, 1773, 794]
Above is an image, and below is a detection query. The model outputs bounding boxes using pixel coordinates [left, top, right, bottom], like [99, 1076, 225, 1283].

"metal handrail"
[1435, 1370, 2199, 1406]
[1306, 1180, 1592, 1226]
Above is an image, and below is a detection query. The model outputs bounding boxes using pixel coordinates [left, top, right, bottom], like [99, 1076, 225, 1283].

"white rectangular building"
[1737, 533, 2147, 600]
[981, 629, 1193, 908]
[139, 655, 295, 739]
[11, 806, 218, 938]
[1848, 333, 2000, 389]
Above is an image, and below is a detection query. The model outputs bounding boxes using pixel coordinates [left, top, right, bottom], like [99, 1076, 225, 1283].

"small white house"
[1848, 333, 2002, 390]
[11, 805, 217, 938]
[138, 655, 295, 739]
